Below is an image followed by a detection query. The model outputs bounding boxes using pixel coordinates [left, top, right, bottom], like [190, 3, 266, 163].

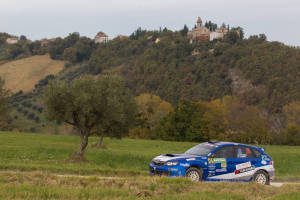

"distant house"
[94, 32, 108, 44]
[6, 37, 19, 44]
[210, 26, 229, 41]
[40, 39, 50, 46]
[187, 17, 210, 40]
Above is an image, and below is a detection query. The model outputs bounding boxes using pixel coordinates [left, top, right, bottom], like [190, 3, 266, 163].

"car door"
[207, 145, 235, 179]
[228, 146, 260, 181]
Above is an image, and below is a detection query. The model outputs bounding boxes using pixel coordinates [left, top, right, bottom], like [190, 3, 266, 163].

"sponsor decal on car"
[208, 158, 226, 164]
[216, 168, 227, 172]
[235, 166, 255, 174]
[208, 171, 215, 176]
[261, 155, 271, 161]
[261, 160, 267, 165]
[186, 158, 196, 161]
[236, 161, 251, 170]
[180, 163, 190, 167]
[221, 162, 227, 168]
[208, 164, 215, 170]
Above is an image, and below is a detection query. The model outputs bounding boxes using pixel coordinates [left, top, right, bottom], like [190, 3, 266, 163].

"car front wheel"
[185, 167, 202, 181]
[253, 170, 269, 185]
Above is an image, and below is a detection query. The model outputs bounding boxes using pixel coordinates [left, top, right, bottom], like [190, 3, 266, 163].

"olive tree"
[44, 75, 136, 156]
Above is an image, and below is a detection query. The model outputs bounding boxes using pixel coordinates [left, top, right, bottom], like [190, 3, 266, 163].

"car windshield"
[185, 143, 217, 156]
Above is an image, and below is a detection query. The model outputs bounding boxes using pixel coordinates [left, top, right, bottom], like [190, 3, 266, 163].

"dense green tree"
[135, 93, 173, 129]
[180, 25, 189, 36]
[6, 44, 24, 59]
[44, 75, 137, 156]
[20, 35, 27, 41]
[153, 99, 209, 142]
[205, 21, 218, 31]
[285, 123, 300, 145]
[63, 47, 77, 63]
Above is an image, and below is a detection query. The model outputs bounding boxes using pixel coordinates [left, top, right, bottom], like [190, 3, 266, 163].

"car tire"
[185, 167, 202, 181]
[253, 170, 269, 185]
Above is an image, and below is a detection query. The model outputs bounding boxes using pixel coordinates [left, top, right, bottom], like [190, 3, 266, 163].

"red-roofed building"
[94, 32, 108, 44]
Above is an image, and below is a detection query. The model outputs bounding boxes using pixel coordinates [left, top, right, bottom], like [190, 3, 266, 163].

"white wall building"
[6, 37, 19, 44]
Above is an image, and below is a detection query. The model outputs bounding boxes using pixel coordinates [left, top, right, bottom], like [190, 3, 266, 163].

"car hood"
[153, 153, 202, 162]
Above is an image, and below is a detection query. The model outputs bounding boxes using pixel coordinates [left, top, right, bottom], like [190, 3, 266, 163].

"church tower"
[197, 17, 202, 28]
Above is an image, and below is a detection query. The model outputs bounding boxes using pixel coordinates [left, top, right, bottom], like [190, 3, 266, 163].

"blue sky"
[0, 0, 299, 46]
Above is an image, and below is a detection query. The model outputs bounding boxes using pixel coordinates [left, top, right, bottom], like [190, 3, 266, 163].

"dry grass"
[0, 55, 64, 92]
[0, 171, 299, 200]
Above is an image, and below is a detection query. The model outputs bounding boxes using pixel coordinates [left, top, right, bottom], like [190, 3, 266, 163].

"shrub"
[38, 107, 43, 113]
[28, 113, 35, 120]
[128, 127, 150, 139]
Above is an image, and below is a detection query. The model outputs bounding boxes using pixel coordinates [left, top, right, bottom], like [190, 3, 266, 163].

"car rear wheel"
[185, 167, 202, 181]
[253, 170, 269, 185]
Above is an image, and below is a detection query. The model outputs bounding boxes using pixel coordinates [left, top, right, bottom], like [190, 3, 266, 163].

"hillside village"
[188, 17, 229, 41]
[3, 17, 236, 46]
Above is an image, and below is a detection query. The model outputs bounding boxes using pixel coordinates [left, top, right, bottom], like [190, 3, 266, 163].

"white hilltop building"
[6, 37, 19, 44]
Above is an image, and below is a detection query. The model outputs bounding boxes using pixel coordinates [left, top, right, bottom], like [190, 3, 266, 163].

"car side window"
[235, 146, 256, 158]
[251, 148, 261, 158]
[213, 146, 235, 158]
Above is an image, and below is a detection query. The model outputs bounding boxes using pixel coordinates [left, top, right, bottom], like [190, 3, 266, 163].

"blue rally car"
[149, 141, 275, 185]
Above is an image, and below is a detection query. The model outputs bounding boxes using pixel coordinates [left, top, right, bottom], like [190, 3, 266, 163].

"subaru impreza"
[149, 141, 275, 185]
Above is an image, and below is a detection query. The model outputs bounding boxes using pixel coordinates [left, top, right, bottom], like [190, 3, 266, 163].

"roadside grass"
[0, 171, 300, 200]
[0, 131, 300, 181]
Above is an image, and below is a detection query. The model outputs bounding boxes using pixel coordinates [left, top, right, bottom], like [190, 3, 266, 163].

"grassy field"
[0, 131, 300, 199]
[0, 55, 64, 93]
[0, 171, 300, 200]
[0, 131, 300, 180]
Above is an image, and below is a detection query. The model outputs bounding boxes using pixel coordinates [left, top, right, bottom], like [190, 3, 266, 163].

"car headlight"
[166, 161, 178, 166]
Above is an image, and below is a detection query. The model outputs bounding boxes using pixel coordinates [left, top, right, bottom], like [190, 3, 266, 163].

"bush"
[23, 110, 28, 116]
[128, 127, 149, 139]
[38, 107, 43, 113]
[34, 116, 40, 123]
[29, 127, 36, 133]
[28, 113, 35, 120]
[286, 124, 300, 145]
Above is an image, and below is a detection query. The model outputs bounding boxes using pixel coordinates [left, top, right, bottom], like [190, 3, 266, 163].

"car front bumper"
[149, 163, 185, 177]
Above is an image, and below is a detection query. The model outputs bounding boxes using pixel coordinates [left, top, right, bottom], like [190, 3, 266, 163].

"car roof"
[206, 141, 256, 148]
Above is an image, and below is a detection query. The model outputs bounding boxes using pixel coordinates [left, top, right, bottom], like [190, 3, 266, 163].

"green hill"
[87, 31, 300, 113]
[1, 29, 299, 139]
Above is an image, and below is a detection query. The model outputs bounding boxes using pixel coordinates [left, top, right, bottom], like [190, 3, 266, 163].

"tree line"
[0, 74, 299, 157]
